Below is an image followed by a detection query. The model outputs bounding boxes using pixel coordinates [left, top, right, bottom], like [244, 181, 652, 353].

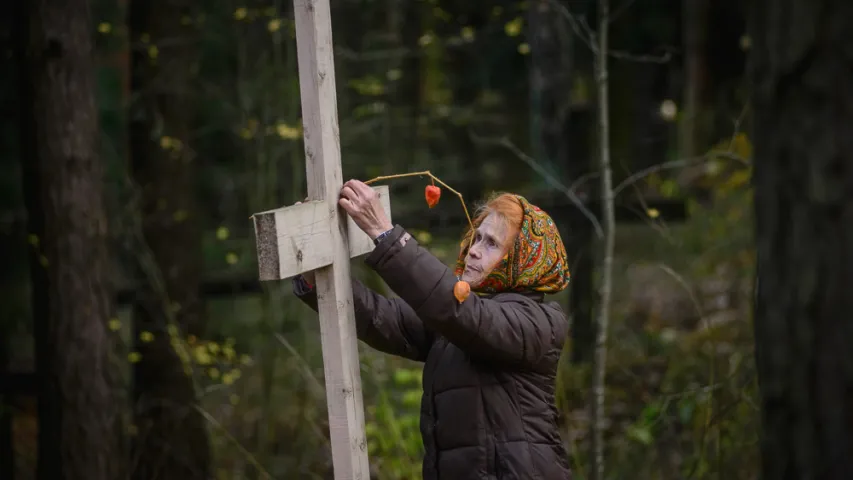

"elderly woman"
[293, 179, 572, 479]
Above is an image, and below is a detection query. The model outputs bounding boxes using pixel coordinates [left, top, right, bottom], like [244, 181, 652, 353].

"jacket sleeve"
[293, 273, 434, 363]
[365, 225, 563, 370]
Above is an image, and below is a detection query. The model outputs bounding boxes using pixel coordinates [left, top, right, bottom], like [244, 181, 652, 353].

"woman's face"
[461, 213, 514, 287]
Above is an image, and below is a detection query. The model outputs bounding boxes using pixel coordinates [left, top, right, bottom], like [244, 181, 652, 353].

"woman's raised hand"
[338, 179, 393, 239]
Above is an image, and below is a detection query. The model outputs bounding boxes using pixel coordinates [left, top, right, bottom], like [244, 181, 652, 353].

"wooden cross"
[250, 0, 391, 477]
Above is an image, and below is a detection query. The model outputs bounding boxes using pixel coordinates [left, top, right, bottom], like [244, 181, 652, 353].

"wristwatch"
[373, 228, 394, 245]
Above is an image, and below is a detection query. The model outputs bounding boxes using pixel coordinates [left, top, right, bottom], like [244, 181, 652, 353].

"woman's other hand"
[339, 179, 393, 239]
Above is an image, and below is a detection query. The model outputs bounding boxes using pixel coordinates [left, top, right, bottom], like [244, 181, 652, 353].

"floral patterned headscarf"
[453, 194, 571, 294]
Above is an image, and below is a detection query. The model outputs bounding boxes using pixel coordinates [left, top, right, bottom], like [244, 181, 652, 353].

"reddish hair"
[463, 192, 523, 247]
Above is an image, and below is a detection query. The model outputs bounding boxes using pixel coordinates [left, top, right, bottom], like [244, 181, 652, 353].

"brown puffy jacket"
[294, 225, 572, 479]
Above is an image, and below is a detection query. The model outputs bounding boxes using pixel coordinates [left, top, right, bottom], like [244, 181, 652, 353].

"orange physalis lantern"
[425, 185, 441, 208]
[453, 280, 471, 303]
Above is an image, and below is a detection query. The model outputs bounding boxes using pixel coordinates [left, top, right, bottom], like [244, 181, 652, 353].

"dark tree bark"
[750, 1, 853, 478]
[128, 1, 211, 479]
[679, 0, 709, 159]
[15, 0, 123, 478]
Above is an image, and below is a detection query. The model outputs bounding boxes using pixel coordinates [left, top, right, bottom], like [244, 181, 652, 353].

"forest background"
[2, 0, 803, 478]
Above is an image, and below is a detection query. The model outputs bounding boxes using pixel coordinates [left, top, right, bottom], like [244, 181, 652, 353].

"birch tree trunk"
[591, 0, 615, 478]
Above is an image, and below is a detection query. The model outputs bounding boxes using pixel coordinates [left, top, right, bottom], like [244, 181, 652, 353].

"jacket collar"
[478, 289, 546, 303]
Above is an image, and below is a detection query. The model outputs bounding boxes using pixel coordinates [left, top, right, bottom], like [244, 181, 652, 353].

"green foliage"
[365, 366, 425, 479]
[559, 132, 757, 479]
[3, 0, 759, 477]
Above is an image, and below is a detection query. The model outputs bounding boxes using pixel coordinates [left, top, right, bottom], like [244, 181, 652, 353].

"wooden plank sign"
[252, 186, 391, 281]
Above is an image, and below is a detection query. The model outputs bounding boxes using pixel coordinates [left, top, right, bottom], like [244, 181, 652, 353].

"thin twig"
[364, 170, 475, 239]
[274, 333, 326, 397]
[469, 133, 605, 239]
[546, 0, 671, 64]
[193, 405, 273, 479]
[613, 155, 706, 197]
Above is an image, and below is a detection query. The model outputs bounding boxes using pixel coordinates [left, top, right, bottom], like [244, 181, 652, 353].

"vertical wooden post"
[292, 0, 370, 478]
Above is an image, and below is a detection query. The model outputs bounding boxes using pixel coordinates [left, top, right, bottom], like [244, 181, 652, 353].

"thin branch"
[612, 151, 750, 197]
[469, 133, 605, 239]
[546, 0, 672, 64]
[363, 170, 475, 238]
[613, 155, 706, 197]
[194, 405, 273, 479]
[274, 333, 326, 398]
[608, 0, 638, 23]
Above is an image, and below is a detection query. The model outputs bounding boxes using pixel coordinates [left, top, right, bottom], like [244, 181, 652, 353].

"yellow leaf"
[216, 226, 230, 240]
[194, 345, 213, 365]
[98, 23, 112, 34]
[504, 18, 523, 37]
[460, 26, 475, 42]
[208, 367, 220, 379]
[139, 331, 155, 343]
[223, 345, 236, 361]
[414, 230, 432, 244]
[646, 208, 660, 219]
[234, 7, 248, 20]
[128, 352, 142, 363]
[276, 123, 302, 139]
[148, 45, 159, 59]
[226, 252, 239, 265]
[108, 318, 121, 332]
[517, 43, 530, 55]
[268, 19, 281, 32]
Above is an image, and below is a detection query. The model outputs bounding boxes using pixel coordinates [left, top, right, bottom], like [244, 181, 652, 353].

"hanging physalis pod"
[425, 185, 441, 208]
[453, 280, 471, 303]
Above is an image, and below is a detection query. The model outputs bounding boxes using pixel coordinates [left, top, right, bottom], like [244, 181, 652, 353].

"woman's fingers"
[340, 185, 359, 203]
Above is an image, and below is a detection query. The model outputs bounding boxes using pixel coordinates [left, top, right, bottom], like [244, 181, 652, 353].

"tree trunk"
[591, 0, 615, 478]
[679, 0, 709, 159]
[128, 1, 211, 479]
[15, 1, 123, 478]
[750, 0, 853, 478]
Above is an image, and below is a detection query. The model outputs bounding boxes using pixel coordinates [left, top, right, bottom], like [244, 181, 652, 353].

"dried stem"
[364, 170, 475, 238]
